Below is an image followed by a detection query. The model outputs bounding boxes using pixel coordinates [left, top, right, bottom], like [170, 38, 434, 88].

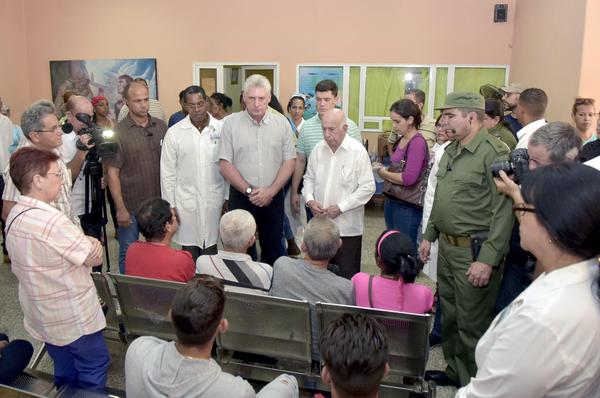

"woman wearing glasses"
[457, 162, 600, 398]
[6, 147, 108, 391]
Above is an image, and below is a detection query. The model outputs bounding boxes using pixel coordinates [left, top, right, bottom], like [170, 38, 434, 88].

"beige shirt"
[218, 110, 296, 189]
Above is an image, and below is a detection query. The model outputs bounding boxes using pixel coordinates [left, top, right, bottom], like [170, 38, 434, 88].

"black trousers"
[228, 187, 285, 266]
[79, 214, 104, 273]
[331, 235, 362, 279]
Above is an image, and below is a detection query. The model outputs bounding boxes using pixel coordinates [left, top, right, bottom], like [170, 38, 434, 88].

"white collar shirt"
[516, 119, 546, 149]
[456, 258, 600, 398]
[160, 115, 225, 248]
[302, 135, 375, 236]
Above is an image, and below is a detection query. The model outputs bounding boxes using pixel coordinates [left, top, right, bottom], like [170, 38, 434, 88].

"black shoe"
[429, 333, 442, 347]
[424, 370, 460, 388]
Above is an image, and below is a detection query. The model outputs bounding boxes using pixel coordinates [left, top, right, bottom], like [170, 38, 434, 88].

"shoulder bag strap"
[368, 275, 375, 308]
[5, 207, 38, 236]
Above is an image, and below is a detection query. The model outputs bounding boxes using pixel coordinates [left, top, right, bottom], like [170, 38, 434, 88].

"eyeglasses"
[512, 203, 535, 218]
[44, 171, 64, 181]
[37, 125, 62, 134]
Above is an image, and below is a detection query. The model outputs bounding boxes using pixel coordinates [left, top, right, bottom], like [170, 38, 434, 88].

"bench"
[316, 302, 434, 396]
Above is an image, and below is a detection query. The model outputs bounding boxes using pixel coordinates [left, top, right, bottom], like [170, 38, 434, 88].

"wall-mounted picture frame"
[50, 58, 158, 118]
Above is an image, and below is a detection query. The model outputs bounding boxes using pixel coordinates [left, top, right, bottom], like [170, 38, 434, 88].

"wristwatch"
[245, 186, 253, 196]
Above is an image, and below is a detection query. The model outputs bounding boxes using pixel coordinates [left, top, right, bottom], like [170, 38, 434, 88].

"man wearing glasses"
[160, 85, 226, 262]
[2, 100, 80, 225]
[418, 92, 513, 388]
[493, 122, 582, 312]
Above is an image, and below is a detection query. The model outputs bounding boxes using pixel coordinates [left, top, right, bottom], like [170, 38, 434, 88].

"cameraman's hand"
[494, 170, 521, 201]
[116, 208, 131, 228]
[78, 133, 95, 150]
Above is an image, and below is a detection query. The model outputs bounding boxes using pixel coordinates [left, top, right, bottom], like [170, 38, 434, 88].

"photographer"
[494, 122, 582, 312]
[61, 96, 105, 271]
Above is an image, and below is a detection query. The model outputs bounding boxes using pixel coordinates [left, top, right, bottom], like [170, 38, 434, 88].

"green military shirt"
[489, 124, 517, 151]
[423, 128, 513, 267]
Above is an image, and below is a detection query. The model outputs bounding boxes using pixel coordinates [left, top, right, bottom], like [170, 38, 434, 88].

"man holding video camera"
[60, 95, 107, 271]
[418, 92, 513, 387]
[493, 122, 582, 312]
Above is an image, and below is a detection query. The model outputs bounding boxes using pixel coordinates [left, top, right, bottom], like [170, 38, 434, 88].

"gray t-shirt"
[269, 256, 355, 305]
[125, 336, 254, 398]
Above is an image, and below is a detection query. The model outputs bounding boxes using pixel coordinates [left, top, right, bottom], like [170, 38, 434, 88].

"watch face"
[245, 187, 252, 195]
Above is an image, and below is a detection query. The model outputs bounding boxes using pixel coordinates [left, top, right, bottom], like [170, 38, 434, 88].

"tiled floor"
[0, 201, 457, 397]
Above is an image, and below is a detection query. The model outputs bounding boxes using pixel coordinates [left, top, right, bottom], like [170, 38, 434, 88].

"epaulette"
[485, 134, 510, 154]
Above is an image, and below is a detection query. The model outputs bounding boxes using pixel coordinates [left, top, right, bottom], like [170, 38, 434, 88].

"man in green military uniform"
[419, 92, 513, 387]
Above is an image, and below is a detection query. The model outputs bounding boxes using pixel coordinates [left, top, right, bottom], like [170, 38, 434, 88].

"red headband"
[91, 95, 107, 107]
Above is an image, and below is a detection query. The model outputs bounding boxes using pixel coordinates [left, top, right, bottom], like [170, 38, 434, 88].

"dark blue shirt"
[167, 111, 186, 128]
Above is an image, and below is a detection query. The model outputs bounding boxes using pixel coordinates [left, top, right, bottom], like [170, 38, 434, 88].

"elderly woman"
[457, 162, 600, 398]
[6, 147, 108, 391]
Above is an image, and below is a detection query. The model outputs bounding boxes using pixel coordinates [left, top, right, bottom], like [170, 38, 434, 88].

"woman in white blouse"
[457, 162, 600, 398]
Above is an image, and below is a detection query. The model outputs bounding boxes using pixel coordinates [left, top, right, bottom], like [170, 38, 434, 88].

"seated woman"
[375, 99, 429, 246]
[125, 198, 195, 282]
[352, 230, 433, 314]
[483, 98, 517, 150]
[457, 162, 600, 397]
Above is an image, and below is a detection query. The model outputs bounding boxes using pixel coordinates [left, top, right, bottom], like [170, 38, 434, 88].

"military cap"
[436, 92, 485, 110]
[500, 82, 526, 94]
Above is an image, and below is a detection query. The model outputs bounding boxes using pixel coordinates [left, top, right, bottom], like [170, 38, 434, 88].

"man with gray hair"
[196, 209, 272, 295]
[270, 216, 354, 306]
[219, 75, 296, 265]
[494, 121, 582, 312]
[2, 100, 79, 225]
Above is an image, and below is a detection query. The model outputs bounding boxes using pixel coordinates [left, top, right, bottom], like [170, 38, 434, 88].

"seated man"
[125, 275, 299, 398]
[270, 216, 354, 305]
[319, 313, 389, 398]
[125, 198, 194, 282]
[197, 209, 272, 295]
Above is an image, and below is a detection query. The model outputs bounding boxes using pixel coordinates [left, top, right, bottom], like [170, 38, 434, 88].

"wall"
[510, 0, 587, 122]
[578, 0, 600, 103]
[2, 0, 516, 120]
[0, 0, 30, 122]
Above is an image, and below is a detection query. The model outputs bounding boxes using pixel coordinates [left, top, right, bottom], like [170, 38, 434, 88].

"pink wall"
[578, 0, 600, 105]
[3, 0, 516, 120]
[0, 0, 30, 121]
[510, 0, 588, 122]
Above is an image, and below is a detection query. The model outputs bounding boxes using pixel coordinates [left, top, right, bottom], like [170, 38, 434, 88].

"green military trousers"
[437, 236, 503, 386]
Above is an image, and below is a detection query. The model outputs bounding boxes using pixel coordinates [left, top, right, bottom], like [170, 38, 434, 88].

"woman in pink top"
[352, 230, 433, 314]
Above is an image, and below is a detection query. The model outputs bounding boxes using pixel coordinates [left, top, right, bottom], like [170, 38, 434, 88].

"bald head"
[321, 109, 348, 152]
[65, 95, 93, 133]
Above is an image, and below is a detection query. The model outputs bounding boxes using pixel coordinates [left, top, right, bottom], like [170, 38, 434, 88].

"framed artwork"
[298, 66, 344, 119]
[49, 58, 158, 118]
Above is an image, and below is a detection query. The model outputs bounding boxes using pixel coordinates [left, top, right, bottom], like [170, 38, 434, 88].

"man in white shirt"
[302, 109, 375, 278]
[514, 88, 547, 149]
[161, 85, 225, 261]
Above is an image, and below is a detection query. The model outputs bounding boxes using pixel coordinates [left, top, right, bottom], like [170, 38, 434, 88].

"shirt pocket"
[340, 164, 357, 189]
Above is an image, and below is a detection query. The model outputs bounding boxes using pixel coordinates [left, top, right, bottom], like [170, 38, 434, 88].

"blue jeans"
[384, 198, 423, 247]
[118, 215, 139, 274]
[45, 331, 110, 392]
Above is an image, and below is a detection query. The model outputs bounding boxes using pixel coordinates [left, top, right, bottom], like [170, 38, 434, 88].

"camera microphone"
[61, 121, 73, 134]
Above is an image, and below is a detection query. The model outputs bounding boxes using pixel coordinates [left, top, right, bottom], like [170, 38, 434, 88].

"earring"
[548, 238, 553, 244]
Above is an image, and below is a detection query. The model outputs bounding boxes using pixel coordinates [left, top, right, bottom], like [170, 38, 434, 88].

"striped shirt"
[2, 140, 78, 225]
[6, 196, 105, 346]
[196, 250, 273, 295]
[102, 115, 167, 213]
[296, 114, 362, 157]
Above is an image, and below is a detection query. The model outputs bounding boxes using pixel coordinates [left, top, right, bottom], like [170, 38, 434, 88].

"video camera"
[491, 148, 529, 184]
[74, 113, 118, 157]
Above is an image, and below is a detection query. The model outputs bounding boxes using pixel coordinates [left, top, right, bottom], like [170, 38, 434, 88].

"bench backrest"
[109, 273, 184, 341]
[91, 273, 120, 334]
[315, 303, 430, 381]
[218, 291, 312, 366]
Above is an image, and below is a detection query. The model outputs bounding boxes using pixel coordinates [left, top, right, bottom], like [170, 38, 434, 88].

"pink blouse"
[351, 272, 434, 314]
